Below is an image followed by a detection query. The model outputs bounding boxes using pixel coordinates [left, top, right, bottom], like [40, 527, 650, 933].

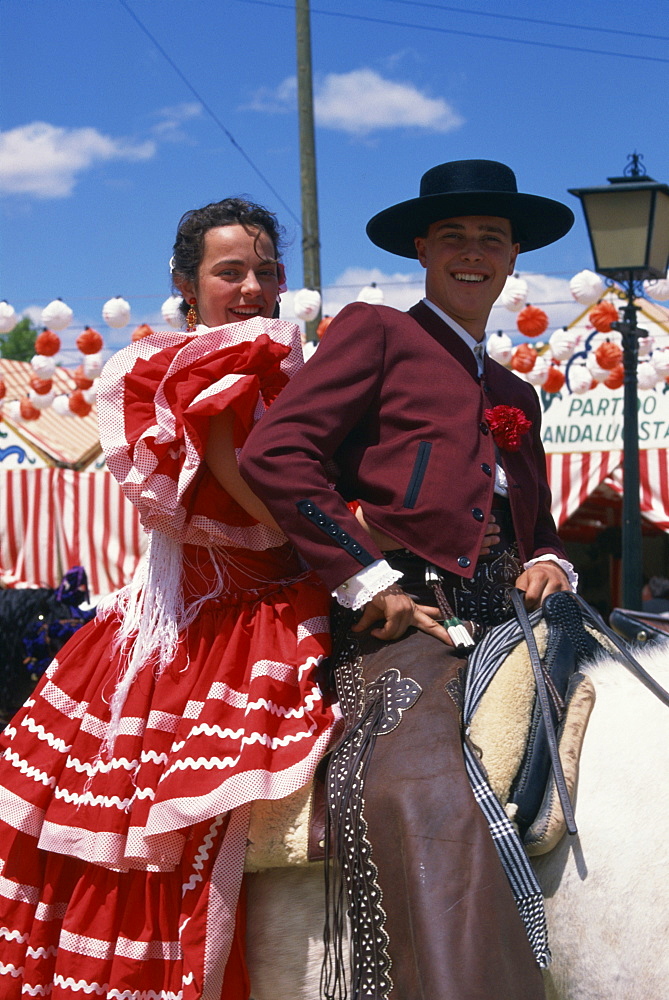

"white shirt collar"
[421, 298, 487, 375]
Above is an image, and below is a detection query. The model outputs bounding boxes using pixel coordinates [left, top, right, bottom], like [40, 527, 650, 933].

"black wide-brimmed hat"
[366, 159, 574, 258]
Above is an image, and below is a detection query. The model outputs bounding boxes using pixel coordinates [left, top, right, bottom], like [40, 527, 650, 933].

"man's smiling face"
[414, 215, 520, 341]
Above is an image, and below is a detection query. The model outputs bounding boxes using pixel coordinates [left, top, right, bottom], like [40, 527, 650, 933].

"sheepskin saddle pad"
[468, 591, 614, 855]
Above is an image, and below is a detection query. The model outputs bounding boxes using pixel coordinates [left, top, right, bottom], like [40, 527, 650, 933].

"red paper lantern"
[131, 323, 155, 342]
[316, 315, 333, 340]
[73, 365, 94, 390]
[589, 301, 618, 333]
[29, 376, 53, 395]
[0, 379, 5, 400]
[604, 364, 624, 390]
[20, 397, 41, 420]
[76, 327, 104, 354]
[543, 365, 565, 394]
[68, 390, 92, 417]
[511, 343, 537, 373]
[35, 329, 61, 356]
[516, 305, 549, 338]
[594, 340, 623, 370]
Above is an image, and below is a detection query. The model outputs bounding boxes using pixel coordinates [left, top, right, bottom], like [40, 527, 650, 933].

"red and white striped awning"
[546, 448, 669, 532]
[0, 467, 146, 597]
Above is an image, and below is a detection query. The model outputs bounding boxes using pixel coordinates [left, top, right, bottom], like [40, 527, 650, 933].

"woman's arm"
[205, 410, 283, 531]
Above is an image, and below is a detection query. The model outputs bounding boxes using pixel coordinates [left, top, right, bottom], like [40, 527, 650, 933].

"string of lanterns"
[1, 269, 668, 420]
[487, 268, 669, 397]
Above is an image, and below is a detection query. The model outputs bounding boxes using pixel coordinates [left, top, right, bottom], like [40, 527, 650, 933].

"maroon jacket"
[240, 301, 566, 592]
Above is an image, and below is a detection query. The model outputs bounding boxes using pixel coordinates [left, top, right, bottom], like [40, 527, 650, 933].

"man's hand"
[514, 560, 570, 610]
[479, 515, 501, 556]
[350, 584, 454, 645]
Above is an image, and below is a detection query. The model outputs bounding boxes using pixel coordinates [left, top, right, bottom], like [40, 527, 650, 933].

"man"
[240, 160, 576, 999]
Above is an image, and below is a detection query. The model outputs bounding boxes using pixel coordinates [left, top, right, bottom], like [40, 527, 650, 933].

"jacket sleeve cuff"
[333, 559, 404, 610]
[523, 554, 578, 592]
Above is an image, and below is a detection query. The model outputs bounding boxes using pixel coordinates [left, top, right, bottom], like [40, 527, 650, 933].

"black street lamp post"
[569, 154, 669, 610]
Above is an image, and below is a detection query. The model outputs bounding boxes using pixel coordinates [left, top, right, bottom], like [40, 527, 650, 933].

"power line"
[117, 0, 302, 227]
[235, 0, 669, 65]
[385, 0, 669, 45]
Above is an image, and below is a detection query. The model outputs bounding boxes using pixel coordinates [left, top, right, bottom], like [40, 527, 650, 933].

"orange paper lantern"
[29, 376, 53, 395]
[589, 301, 618, 333]
[131, 323, 155, 342]
[316, 315, 333, 340]
[73, 365, 94, 390]
[68, 390, 92, 417]
[516, 304, 549, 338]
[594, 340, 623, 370]
[34, 329, 61, 356]
[604, 364, 624, 390]
[76, 327, 104, 354]
[543, 365, 565, 394]
[511, 343, 537, 373]
[20, 398, 41, 420]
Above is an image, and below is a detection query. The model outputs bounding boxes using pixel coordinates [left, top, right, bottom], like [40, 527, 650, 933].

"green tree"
[0, 317, 38, 362]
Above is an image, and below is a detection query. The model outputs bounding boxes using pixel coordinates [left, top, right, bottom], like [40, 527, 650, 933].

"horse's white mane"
[581, 639, 669, 693]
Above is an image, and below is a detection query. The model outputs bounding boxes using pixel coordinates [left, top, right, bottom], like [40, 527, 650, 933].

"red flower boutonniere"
[484, 405, 532, 452]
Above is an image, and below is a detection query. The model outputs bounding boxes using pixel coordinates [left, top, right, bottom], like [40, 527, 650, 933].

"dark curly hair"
[171, 197, 285, 315]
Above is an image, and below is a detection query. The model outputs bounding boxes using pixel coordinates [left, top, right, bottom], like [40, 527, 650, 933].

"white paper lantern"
[357, 283, 384, 305]
[0, 301, 17, 334]
[651, 348, 669, 377]
[5, 400, 22, 422]
[82, 352, 103, 379]
[499, 275, 528, 312]
[41, 298, 73, 331]
[643, 272, 669, 301]
[525, 354, 550, 386]
[638, 335, 654, 357]
[486, 331, 513, 365]
[102, 296, 131, 328]
[569, 269, 605, 306]
[569, 365, 593, 394]
[161, 295, 185, 328]
[586, 354, 610, 382]
[638, 361, 659, 390]
[29, 389, 56, 410]
[52, 394, 74, 417]
[549, 327, 579, 361]
[293, 288, 322, 322]
[30, 354, 57, 378]
[83, 385, 98, 404]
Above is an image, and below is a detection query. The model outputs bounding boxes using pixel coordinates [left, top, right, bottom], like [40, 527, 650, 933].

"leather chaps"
[324, 621, 546, 1000]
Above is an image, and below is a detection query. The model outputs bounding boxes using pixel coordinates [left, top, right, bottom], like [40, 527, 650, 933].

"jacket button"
[479, 422, 489, 435]
[457, 556, 471, 569]
[481, 463, 492, 476]
[304, 503, 315, 515]
[340, 533, 349, 544]
[472, 508, 484, 521]
[316, 515, 327, 525]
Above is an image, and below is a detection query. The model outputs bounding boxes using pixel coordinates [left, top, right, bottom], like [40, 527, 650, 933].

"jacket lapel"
[408, 301, 479, 382]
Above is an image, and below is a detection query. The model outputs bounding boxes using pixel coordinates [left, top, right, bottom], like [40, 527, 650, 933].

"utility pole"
[295, 0, 321, 341]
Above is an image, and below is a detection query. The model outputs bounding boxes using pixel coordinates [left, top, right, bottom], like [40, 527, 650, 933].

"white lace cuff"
[523, 554, 578, 592]
[333, 559, 404, 611]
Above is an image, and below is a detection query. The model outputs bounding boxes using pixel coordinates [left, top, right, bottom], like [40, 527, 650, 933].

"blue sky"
[1, 0, 668, 358]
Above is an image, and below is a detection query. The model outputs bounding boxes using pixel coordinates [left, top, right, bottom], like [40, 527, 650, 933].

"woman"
[0, 199, 340, 999]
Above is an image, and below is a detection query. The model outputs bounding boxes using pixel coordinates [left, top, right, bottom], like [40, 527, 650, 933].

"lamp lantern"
[570, 154, 669, 611]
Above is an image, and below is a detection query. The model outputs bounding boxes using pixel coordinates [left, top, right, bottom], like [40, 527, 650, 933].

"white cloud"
[247, 69, 463, 136]
[0, 122, 156, 198]
[152, 102, 203, 139]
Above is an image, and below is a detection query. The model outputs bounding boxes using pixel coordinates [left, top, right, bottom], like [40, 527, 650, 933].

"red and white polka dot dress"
[0, 319, 339, 999]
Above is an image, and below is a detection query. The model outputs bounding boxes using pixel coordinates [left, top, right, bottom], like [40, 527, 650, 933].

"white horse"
[245, 644, 669, 1000]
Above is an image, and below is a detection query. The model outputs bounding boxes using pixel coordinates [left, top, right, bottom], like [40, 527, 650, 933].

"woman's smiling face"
[180, 223, 279, 328]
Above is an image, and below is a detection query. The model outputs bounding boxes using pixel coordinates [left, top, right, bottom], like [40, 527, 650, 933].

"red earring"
[186, 298, 198, 332]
